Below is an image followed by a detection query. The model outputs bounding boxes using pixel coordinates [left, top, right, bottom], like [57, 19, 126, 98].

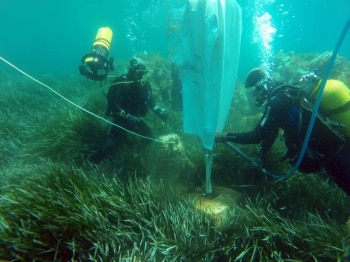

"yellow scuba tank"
[310, 79, 350, 138]
[93, 27, 113, 56]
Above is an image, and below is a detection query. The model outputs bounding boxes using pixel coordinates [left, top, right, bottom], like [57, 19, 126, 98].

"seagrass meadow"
[0, 52, 350, 261]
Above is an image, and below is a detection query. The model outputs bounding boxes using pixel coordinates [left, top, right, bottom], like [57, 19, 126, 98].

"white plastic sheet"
[181, 0, 241, 194]
[181, 0, 242, 150]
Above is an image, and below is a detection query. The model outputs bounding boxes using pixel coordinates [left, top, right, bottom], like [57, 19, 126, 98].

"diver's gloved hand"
[158, 109, 168, 121]
[153, 105, 168, 121]
[215, 132, 228, 143]
[105, 109, 112, 117]
[126, 114, 140, 125]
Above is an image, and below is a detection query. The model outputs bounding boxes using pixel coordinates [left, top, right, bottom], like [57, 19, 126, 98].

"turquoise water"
[0, 0, 349, 78]
[1, 2, 349, 259]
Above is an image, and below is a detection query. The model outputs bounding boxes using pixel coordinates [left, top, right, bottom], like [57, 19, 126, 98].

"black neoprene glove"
[126, 114, 140, 125]
[158, 110, 168, 121]
[153, 105, 168, 121]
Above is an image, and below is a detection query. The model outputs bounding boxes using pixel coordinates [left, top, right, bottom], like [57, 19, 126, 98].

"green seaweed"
[0, 52, 349, 261]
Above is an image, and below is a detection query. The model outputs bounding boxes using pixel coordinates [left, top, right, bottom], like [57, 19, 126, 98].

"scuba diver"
[216, 68, 350, 195]
[90, 56, 168, 164]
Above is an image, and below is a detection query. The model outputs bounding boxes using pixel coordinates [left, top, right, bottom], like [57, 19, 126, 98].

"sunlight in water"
[250, 0, 276, 72]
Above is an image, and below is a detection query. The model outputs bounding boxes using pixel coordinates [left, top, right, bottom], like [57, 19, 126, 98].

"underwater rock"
[309, 51, 333, 76]
[145, 133, 196, 187]
[271, 51, 350, 85]
[190, 186, 241, 228]
[310, 51, 350, 83]
[271, 51, 309, 83]
[170, 62, 183, 110]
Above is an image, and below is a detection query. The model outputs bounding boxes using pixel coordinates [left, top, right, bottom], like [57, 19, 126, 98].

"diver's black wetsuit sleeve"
[226, 126, 263, 144]
[226, 95, 283, 156]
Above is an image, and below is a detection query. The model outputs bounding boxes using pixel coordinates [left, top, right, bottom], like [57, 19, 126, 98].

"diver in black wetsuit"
[216, 68, 350, 195]
[90, 57, 168, 163]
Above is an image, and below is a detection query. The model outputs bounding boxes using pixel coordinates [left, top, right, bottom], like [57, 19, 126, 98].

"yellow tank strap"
[323, 101, 350, 116]
[109, 81, 134, 88]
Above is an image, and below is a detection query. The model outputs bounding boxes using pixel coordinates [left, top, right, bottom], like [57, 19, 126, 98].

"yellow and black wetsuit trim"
[109, 81, 134, 88]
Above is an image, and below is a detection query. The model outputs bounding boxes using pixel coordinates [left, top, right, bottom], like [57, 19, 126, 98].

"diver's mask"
[135, 67, 148, 81]
[129, 57, 148, 81]
[245, 68, 273, 106]
[251, 78, 274, 106]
